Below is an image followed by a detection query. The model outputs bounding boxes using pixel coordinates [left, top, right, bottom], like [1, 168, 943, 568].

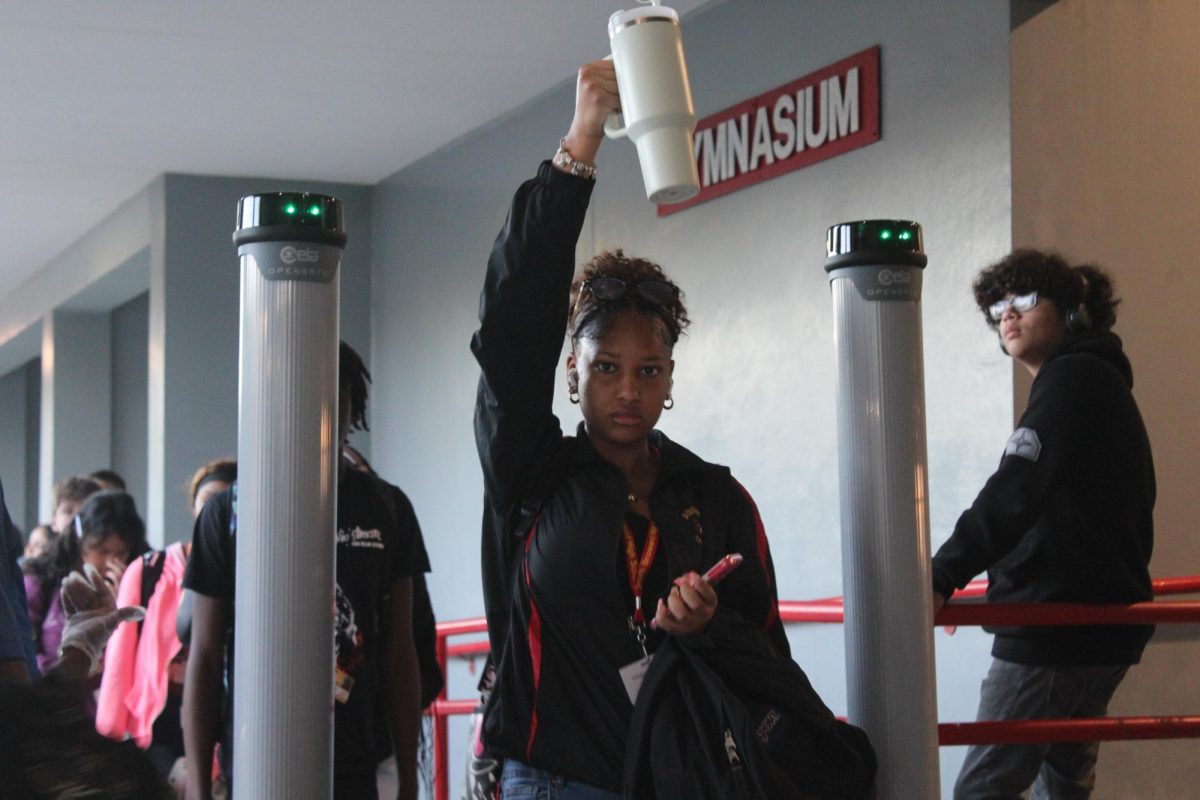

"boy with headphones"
[931, 249, 1155, 799]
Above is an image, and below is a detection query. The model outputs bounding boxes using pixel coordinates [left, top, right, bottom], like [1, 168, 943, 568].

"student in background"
[24, 490, 149, 676]
[184, 343, 427, 800]
[1, 550, 165, 798]
[90, 469, 128, 492]
[98, 458, 237, 797]
[932, 250, 1154, 800]
[23, 523, 57, 562]
[49, 474, 102, 536]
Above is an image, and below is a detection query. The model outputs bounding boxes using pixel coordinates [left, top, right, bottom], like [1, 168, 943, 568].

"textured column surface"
[234, 241, 340, 800]
[830, 264, 940, 799]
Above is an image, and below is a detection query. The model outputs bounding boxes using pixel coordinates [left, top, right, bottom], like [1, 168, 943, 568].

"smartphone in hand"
[701, 552, 743, 584]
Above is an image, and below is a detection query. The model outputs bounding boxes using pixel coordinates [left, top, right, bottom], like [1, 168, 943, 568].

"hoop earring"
[569, 386, 580, 405]
[663, 395, 674, 410]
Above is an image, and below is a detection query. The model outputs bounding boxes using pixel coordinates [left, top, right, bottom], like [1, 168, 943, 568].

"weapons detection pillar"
[826, 221, 940, 799]
[232, 193, 345, 799]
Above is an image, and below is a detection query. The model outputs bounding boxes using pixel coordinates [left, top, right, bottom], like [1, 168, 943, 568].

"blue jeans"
[954, 659, 1130, 800]
[500, 760, 622, 800]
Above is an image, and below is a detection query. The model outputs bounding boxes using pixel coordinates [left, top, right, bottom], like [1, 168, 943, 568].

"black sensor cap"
[825, 220, 927, 271]
[234, 192, 346, 248]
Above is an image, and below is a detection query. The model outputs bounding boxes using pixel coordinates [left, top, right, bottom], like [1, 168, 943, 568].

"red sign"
[659, 46, 881, 216]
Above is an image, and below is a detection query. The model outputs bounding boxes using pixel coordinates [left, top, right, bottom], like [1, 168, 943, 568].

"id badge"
[335, 665, 355, 704]
[619, 654, 654, 705]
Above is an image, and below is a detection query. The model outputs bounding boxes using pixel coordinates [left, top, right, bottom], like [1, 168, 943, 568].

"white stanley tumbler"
[605, 2, 701, 204]
[232, 193, 344, 800]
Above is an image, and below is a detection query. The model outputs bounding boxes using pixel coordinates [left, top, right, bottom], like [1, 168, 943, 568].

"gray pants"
[954, 659, 1129, 800]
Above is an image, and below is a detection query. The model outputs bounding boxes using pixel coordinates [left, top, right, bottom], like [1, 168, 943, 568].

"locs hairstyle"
[972, 248, 1119, 331]
[567, 249, 690, 348]
[339, 341, 372, 433]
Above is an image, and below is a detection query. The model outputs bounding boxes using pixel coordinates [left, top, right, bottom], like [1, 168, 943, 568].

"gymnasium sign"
[659, 46, 881, 217]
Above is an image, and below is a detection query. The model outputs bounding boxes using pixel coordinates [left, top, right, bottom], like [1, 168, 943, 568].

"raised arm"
[470, 60, 618, 513]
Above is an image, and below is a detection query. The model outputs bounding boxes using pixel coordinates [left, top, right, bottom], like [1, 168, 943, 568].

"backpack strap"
[137, 550, 167, 639]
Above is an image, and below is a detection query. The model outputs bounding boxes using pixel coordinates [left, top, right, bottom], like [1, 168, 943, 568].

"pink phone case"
[701, 552, 743, 584]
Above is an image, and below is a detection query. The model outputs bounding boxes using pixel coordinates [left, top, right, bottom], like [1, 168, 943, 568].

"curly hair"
[567, 249, 690, 348]
[339, 341, 371, 433]
[972, 249, 1119, 331]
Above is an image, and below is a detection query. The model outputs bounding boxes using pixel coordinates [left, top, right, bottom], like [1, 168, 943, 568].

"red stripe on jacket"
[523, 521, 543, 758]
[733, 479, 780, 631]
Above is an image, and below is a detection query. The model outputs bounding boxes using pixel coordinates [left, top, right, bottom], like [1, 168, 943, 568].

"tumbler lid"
[609, 3, 679, 38]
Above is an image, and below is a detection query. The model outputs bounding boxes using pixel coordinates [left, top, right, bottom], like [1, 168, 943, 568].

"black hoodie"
[931, 331, 1155, 665]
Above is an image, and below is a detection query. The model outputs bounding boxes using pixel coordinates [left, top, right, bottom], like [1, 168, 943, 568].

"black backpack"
[624, 617, 876, 800]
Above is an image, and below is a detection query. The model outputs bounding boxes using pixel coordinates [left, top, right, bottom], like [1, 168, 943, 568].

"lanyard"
[622, 519, 660, 626]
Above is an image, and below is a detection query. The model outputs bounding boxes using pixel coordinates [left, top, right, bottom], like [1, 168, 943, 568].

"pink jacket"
[96, 542, 187, 746]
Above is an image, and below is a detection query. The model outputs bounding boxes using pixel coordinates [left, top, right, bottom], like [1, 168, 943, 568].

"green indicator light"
[880, 230, 892, 240]
[309, 204, 322, 216]
[899, 231, 911, 240]
[284, 203, 297, 215]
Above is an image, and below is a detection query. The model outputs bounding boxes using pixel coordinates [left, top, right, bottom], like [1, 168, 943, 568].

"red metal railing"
[939, 716, 1200, 746]
[428, 575, 1200, 800]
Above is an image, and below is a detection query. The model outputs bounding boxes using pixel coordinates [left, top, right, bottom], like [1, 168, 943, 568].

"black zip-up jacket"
[931, 331, 1155, 665]
[471, 162, 789, 791]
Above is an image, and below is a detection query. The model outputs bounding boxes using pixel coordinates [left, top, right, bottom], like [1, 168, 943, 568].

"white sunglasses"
[988, 291, 1038, 322]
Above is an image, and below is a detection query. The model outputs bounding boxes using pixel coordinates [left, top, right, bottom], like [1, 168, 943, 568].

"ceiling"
[0, 0, 715, 306]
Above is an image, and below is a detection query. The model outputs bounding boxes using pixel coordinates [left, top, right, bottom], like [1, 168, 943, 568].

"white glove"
[59, 562, 145, 677]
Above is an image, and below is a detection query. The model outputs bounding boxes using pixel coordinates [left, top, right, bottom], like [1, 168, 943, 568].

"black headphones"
[1065, 272, 1093, 333]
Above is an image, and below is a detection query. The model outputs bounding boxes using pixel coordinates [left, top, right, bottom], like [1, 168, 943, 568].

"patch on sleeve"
[1004, 427, 1042, 461]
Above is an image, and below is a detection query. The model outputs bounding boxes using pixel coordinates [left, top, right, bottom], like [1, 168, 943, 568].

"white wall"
[1012, 2, 1200, 796]
[370, 1, 1013, 794]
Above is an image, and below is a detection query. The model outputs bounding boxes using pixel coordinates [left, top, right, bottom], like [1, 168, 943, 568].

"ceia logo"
[280, 245, 320, 264]
[877, 269, 912, 286]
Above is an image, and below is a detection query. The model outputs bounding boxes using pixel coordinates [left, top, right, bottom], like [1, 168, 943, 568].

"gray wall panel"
[111, 288, 149, 513]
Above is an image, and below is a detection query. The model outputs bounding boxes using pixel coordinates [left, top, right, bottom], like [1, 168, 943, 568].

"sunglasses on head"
[988, 291, 1038, 322]
[581, 276, 677, 306]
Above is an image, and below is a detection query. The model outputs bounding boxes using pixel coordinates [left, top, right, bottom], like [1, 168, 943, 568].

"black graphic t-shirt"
[183, 468, 430, 784]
